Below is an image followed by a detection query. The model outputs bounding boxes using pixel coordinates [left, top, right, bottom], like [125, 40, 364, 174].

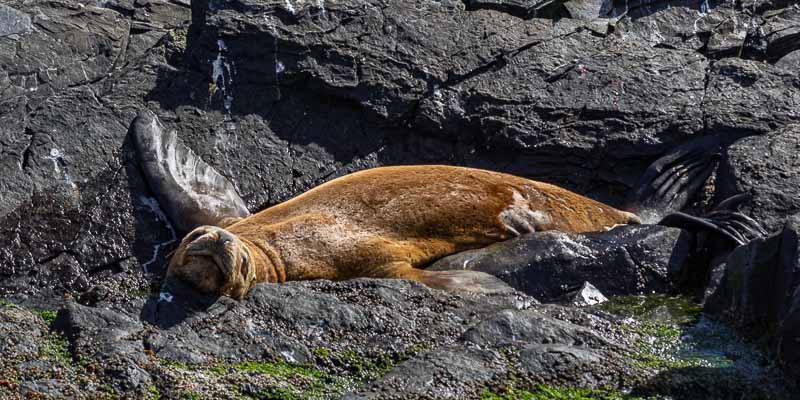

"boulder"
[705, 213, 800, 379]
[429, 225, 693, 300]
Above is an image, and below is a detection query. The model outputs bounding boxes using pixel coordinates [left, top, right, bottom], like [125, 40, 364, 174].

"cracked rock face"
[0, 0, 799, 397]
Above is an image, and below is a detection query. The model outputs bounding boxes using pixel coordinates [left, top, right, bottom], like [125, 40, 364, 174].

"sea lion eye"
[240, 254, 249, 274]
[186, 231, 203, 242]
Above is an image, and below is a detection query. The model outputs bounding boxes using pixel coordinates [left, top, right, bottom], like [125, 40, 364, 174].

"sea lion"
[166, 165, 642, 298]
[131, 112, 640, 299]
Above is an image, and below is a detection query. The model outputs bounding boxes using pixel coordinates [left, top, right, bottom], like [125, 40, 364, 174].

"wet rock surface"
[0, 0, 799, 397]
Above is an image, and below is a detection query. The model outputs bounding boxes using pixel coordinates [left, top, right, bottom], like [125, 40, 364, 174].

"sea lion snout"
[168, 226, 254, 299]
[184, 227, 237, 256]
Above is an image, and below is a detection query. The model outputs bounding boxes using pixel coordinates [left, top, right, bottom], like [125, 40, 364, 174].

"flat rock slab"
[429, 225, 693, 300]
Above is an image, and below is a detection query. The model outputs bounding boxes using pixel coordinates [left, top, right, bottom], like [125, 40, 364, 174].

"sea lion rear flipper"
[419, 270, 516, 294]
[658, 199, 768, 247]
[626, 136, 722, 223]
[131, 111, 250, 232]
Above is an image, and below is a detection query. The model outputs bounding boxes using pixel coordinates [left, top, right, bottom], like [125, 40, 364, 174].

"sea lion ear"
[240, 253, 249, 279]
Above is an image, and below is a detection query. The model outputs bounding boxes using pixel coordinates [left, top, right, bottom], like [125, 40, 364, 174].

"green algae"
[480, 384, 653, 400]
[594, 294, 784, 398]
[38, 334, 71, 365]
[596, 294, 702, 325]
[36, 309, 58, 324]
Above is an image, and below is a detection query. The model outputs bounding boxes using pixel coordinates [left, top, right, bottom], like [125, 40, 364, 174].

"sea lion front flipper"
[131, 111, 250, 232]
[419, 270, 516, 294]
[371, 262, 515, 294]
[626, 136, 722, 223]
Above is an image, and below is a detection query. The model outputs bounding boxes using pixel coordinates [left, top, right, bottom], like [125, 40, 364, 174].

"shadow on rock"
[632, 365, 787, 400]
[140, 277, 221, 329]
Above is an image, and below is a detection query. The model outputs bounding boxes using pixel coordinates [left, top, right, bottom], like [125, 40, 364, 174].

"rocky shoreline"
[1, 0, 799, 398]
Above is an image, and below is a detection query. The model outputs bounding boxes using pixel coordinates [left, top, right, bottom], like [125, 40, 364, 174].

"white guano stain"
[211, 39, 235, 115]
[139, 195, 177, 273]
[44, 147, 78, 190]
[159, 291, 174, 303]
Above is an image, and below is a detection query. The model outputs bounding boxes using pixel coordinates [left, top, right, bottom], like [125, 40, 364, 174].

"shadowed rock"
[716, 125, 800, 233]
[705, 213, 800, 380]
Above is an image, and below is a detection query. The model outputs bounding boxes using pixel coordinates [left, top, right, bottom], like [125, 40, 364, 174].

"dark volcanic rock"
[557, 281, 609, 306]
[705, 212, 800, 379]
[0, 303, 130, 399]
[48, 279, 655, 398]
[716, 124, 800, 233]
[187, 0, 720, 206]
[0, 155, 170, 301]
[761, 5, 800, 62]
[775, 49, 800, 69]
[350, 305, 634, 398]
[429, 225, 693, 300]
[704, 58, 799, 135]
[1, 0, 800, 396]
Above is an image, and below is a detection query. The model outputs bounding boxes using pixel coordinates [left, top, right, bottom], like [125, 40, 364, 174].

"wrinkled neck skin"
[239, 236, 286, 285]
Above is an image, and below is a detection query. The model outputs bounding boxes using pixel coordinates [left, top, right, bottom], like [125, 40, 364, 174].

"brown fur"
[167, 165, 640, 298]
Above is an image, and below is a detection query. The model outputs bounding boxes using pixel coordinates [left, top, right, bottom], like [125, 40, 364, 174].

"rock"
[761, 5, 800, 62]
[613, 3, 741, 54]
[775, 49, 800, 70]
[716, 125, 800, 232]
[557, 281, 609, 306]
[0, 159, 169, 301]
[0, 302, 134, 398]
[779, 287, 800, 381]
[50, 279, 656, 398]
[463, 0, 569, 19]
[461, 308, 615, 348]
[705, 213, 800, 379]
[133, 0, 191, 30]
[347, 306, 632, 398]
[1, 0, 800, 395]
[0, 4, 31, 37]
[704, 58, 799, 135]
[563, 0, 613, 21]
[429, 225, 693, 300]
[344, 346, 507, 399]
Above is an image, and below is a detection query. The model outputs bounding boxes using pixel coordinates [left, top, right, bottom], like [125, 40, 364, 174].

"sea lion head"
[167, 226, 255, 299]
